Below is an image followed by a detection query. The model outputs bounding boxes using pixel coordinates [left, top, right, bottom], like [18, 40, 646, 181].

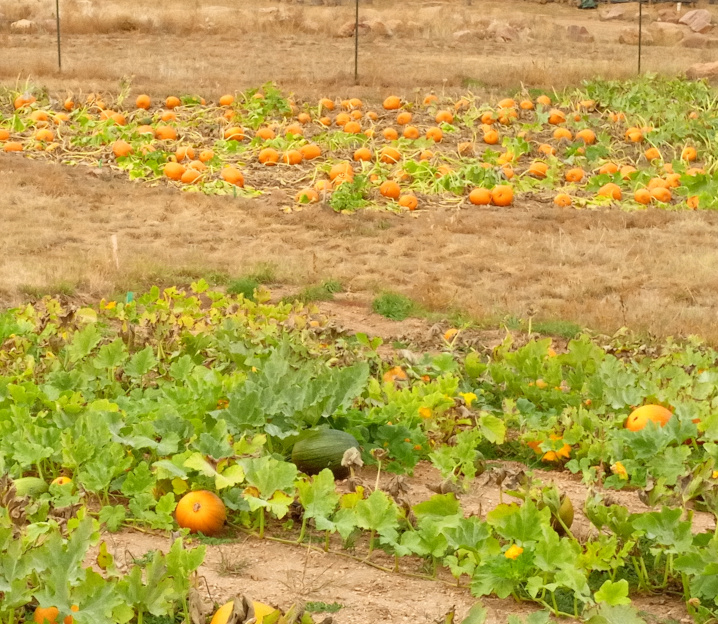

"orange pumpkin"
[221, 166, 244, 187]
[379, 147, 401, 164]
[633, 188, 652, 205]
[379, 180, 401, 199]
[468, 188, 492, 205]
[626, 405, 672, 431]
[565, 168, 585, 183]
[383, 95, 401, 110]
[402, 125, 420, 139]
[353, 147, 372, 162]
[491, 185, 514, 207]
[135, 94, 151, 109]
[258, 148, 280, 166]
[398, 194, 418, 210]
[553, 193, 572, 207]
[163, 162, 186, 181]
[34, 605, 78, 624]
[597, 183, 622, 200]
[224, 127, 245, 141]
[176, 490, 226, 535]
[112, 140, 133, 158]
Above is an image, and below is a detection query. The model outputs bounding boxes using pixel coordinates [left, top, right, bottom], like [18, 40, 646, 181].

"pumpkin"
[383, 95, 401, 110]
[491, 185, 514, 207]
[597, 183, 622, 200]
[644, 147, 661, 161]
[435, 110, 454, 124]
[396, 111, 412, 125]
[379, 180, 401, 199]
[423, 94, 439, 106]
[176, 490, 226, 535]
[598, 162, 618, 175]
[219, 94, 235, 107]
[528, 162, 548, 178]
[565, 168, 584, 183]
[3, 141, 22, 153]
[112, 140, 133, 158]
[175, 146, 195, 162]
[681, 146, 697, 162]
[343, 121, 361, 134]
[548, 109, 566, 125]
[402, 126, 420, 139]
[199, 149, 214, 163]
[536, 95, 551, 106]
[224, 127, 245, 141]
[483, 130, 499, 145]
[296, 188, 319, 204]
[519, 99, 534, 111]
[291, 429, 361, 479]
[281, 150, 303, 165]
[497, 98, 515, 109]
[319, 97, 335, 111]
[298, 144, 320, 160]
[51, 476, 72, 487]
[155, 126, 177, 141]
[35, 128, 54, 142]
[379, 147, 401, 164]
[256, 127, 275, 140]
[625, 405, 672, 431]
[165, 96, 181, 109]
[553, 127, 572, 141]
[34, 605, 78, 624]
[633, 189, 651, 205]
[425, 127, 443, 142]
[398, 194, 418, 210]
[329, 162, 353, 180]
[221, 166, 244, 187]
[553, 193, 572, 207]
[383, 127, 399, 141]
[210, 601, 276, 624]
[285, 123, 304, 136]
[163, 162, 186, 181]
[258, 148, 280, 166]
[469, 188, 492, 206]
[575, 129, 596, 145]
[135, 94, 151, 109]
[650, 187, 672, 203]
[353, 147, 372, 162]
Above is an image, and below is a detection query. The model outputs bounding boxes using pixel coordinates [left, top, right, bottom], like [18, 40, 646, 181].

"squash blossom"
[505, 544, 524, 560]
[460, 392, 477, 408]
[712, 470, 718, 479]
[611, 461, 628, 480]
[419, 407, 432, 419]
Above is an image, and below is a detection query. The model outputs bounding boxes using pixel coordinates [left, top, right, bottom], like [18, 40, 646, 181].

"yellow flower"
[505, 544, 524, 560]
[419, 407, 432, 419]
[611, 461, 628, 480]
[460, 392, 477, 408]
[444, 328, 459, 342]
[535, 379, 548, 389]
[712, 470, 718, 479]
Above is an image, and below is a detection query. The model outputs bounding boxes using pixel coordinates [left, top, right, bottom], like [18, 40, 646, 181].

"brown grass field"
[2, 0, 718, 342]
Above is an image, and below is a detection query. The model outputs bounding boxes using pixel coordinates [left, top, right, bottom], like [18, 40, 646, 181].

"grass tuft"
[372, 291, 416, 321]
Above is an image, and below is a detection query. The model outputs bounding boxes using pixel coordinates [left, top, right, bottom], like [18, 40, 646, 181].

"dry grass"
[3, 156, 718, 343]
[0, 0, 714, 94]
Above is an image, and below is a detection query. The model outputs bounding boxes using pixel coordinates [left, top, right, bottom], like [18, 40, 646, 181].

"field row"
[2, 78, 718, 212]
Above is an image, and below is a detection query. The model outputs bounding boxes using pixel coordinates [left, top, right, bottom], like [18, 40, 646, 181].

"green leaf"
[94, 339, 129, 370]
[99, 505, 127, 532]
[486, 501, 548, 544]
[354, 490, 399, 538]
[585, 604, 646, 624]
[594, 579, 631, 606]
[460, 603, 488, 624]
[478, 413, 506, 444]
[183, 453, 245, 490]
[124, 346, 157, 378]
[241, 456, 298, 498]
[412, 493, 460, 520]
[296, 469, 340, 520]
[67, 324, 103, 362]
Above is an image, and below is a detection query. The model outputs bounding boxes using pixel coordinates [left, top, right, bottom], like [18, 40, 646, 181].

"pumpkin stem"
[193, 502, 201, 512]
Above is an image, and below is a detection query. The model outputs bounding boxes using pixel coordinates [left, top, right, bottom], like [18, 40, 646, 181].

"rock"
[10, 19, 36, 33]
[336, 20, 370, 37]
[657, 7, 681, 24]
[365, 19, 392, 36]
[618, 27, 654, 46]
[453, 29, 476, 42]
[487, 20, 519, 42]
[686, 60, 718, 79]
[679, 9, 712, 33]
[681, 33, 718, 48]
[566, 24, 594, 43]
[600, 6, 627, 21]
[649, 22, 685, 46]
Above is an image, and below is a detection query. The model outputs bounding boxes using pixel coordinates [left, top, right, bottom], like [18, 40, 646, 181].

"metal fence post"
[354, 0, 359, 85]
[56, 0, 62, 71]
[638, 0, 643, 75]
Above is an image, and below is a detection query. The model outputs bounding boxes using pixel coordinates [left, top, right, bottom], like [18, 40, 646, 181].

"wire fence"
[1, 0, 716, 90]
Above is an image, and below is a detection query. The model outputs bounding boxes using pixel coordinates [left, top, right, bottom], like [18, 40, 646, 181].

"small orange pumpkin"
[626, 405, 672, 431]
[176, 490, 226, 535]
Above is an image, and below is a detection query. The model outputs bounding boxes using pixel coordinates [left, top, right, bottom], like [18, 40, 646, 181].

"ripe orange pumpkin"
[163, 162, 186, 181]
[329, 162, 354, 180]
[553, 127, 572, 141]
[425, 127, 443, 142]
[626, 405, 672, 431]
[165, 96, 181, 109]
[538, 143, 556, 157]
[553, 193, 572, 207]
[644, 147, 661, 161]
[398, 194, 418, 210]
[296, 188, 319, 204]
[51, 476, 72, 486]
[396, 111, 412, 125]
[319, 97, 335, 111]
[548, 109, 566, 125]
[435, 110, 454, 124]
[681, 146, 697, 162]
[0, 129, 11, 141]
[34, 605, 78, 624]
[4, 141, 23, 152]
[176, 490, 226, 535]
[491, 185, 514, 207]
[402, 125, 420, 139]
[35, 128, 54, 142]
[528, 162, 548, 178]
[259, 148, 280, 166]
[383, 95, 401, 110]
[379, 147, 401, 164]
[181, 168, 201, 184]
[353, 147, 372, 162]
[112, 140, 133, 158]
[597, 183, 622, 200]
[224, 127, 245, 141]
[575, 129, 596, 145]
[423, 94, 439, 106]
[14, 93, 36, 110]
[175, 146, 195, 162]
[419, 149, 433, 161]
[342, 120, 361, 134]
[634, 188, 652, 205]
[300, 144, 321, 160]
[221, 166, 244, 187]
[598, 162, 618, 175]
[565, 168, 585, 183]
[469, 188, 492, 205]
[483, 130, 499, 145]
[155, 126, 177, 141]
[219, 94, 235, 107]
[199, 150, 215, 163]
[536, 95, 551, 107]
[281, 150, 303, 165]
[134, 94, 151, 110]
[379, 180, 401, 199]
[497, 98, 515, 109]
[519, 99, 534, 111]
[650, 187, 672, 203]
[383, 127, 399, 141]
